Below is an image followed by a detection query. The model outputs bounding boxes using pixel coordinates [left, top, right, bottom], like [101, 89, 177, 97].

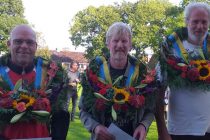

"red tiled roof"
[51, 50, 88, 63]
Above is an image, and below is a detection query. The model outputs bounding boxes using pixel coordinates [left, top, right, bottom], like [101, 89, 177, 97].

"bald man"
[0, 25, 70, 140]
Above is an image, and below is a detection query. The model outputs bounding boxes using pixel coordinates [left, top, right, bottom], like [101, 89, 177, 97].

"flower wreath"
[161, 27, 210, 89]
[83, 56, 156, 120]
[0, 56, 60, 126]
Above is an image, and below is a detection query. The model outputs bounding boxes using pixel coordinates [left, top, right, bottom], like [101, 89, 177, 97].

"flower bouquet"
[0, 61, 59, 126]
[167, 58, 210, 83]
[86, 69, 156, 120]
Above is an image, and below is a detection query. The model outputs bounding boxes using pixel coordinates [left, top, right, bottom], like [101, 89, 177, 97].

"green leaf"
[18, 88, 28, 93]
[135, 84, 147, 89]
[31, 110, 50, 116]
[177, 63, 186, 67]
[113, 75, 123, 86]
[111, 106, 117, 121]
[45, 89, 52, 94]
[10, 112, 26, 123]
[14, 79, 22, 91]
[94, 92, 110, 101]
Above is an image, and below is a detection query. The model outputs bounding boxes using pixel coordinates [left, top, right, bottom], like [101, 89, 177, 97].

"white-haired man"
[156, 2, 210, 140]
[79, 22, 156, 140]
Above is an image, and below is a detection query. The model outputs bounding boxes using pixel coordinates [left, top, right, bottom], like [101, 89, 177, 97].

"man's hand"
[94, 125, 115, 140]
[133, 124, 146, 140]
[69, 82, 77, 87]
[75, 78, 80, 83]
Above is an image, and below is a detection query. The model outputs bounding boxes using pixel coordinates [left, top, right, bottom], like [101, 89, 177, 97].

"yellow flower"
[13, 94, 35, 109]
[113, 87, 130, 103]
[197, 64, 210, 80]
[191, 60, 207, 66]
[190, 60, 210, 81]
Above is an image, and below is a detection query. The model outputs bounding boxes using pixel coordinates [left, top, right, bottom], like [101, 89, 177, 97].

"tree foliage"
[69, 0, 185, 60]
[180, 0, 210, 8]
[36, 47, 52, 60]
[0, 0, 27, 52]
[70, 5, 122, 58]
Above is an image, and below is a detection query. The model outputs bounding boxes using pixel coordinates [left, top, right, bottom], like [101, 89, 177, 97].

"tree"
[36, 32, 48, 48]
[70, 5, 122, 58]
[180, 0, 210, 8]
[0, 0, 28, 52]
[36, 47, 52, 60]
[69, 0, 185, 60]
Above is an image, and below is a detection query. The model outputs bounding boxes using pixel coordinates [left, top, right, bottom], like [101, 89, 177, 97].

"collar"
[8, 59, 35, 75]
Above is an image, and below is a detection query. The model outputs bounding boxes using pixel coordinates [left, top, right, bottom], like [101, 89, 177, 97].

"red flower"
[113, 103, 121, 111]
[167, 59, 177, 65]
[187, 68, 199, 81]
[88, 71, 98, 82]
[181, 72, 187, 78]
[142, 69, 156, 84]
[95, 98, 106, 111]
[181, 66, 188, 72]
[113, 104, 128, 111]
[105, 84, 112, 88]
[128, 87, 135, 93]
[50, 61, 59, 71]
[0, 97, 13, 108]
[1, 91, 14, 98]
[128, 95, 145, 108]
[16, 102, 26, 112]
[47, 69, 56, 79]
[36, 90, 47, 97]
[33, 98, 51, 112]
[142, 76, 154, 84]
[148, 69, 156, 77]
[98, 88, 107, 95]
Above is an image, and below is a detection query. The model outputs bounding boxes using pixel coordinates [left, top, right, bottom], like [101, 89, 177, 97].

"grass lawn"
[67, 85, 158, 140]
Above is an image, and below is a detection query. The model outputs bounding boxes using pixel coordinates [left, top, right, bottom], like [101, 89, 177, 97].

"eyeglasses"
[12, 39, 37, 46]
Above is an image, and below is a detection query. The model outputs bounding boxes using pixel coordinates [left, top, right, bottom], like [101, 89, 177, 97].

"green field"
[67, 85, 158, 140]
[67, 118, 158, 140]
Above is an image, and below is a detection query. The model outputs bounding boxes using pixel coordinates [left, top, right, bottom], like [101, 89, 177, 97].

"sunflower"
[113, 87, 130, 103]
[13, 94, 36, 109]
[197, 64, 210, 80]
[191, 60, 208, 66]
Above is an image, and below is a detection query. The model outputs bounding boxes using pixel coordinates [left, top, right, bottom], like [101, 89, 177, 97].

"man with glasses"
[0, 24, 70, 140]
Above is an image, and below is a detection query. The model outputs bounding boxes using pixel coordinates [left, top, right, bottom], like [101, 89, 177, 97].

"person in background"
[79, 22, 156, 140]
[155, 2, 210, 140]
[68, 61, 80, 121]
[0, 24, 70, 140]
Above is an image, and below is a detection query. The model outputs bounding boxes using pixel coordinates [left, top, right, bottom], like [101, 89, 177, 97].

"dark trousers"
[51, 110, 70, 140]
[171, 133, 210, 140]
[70, 92, 78, 120]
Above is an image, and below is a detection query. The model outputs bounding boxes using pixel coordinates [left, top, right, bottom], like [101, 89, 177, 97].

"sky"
[22, 0, 181, 52]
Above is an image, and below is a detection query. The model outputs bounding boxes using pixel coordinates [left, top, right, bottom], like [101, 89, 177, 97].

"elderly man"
[155, 2, 210, 140]
[0, 24, 69, 140]
[79, 22, 156, 140]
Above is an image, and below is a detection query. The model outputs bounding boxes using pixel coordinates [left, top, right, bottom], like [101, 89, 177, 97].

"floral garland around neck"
[0, 60, 59, 126]
[162, 27, 210, 90]
[85, 67, 156, 121]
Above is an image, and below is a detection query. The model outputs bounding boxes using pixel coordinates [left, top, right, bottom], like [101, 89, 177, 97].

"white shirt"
[162, 40, 210, 135]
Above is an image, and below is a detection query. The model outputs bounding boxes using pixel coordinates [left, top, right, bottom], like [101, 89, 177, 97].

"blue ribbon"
[99, 64, 106, 81]
[125, 64, 135, 86]
[0, 66, 14, 90]
[34, 57, 43, 89]
[202, 37, 207, 56]
[169, 35, 182, 58]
